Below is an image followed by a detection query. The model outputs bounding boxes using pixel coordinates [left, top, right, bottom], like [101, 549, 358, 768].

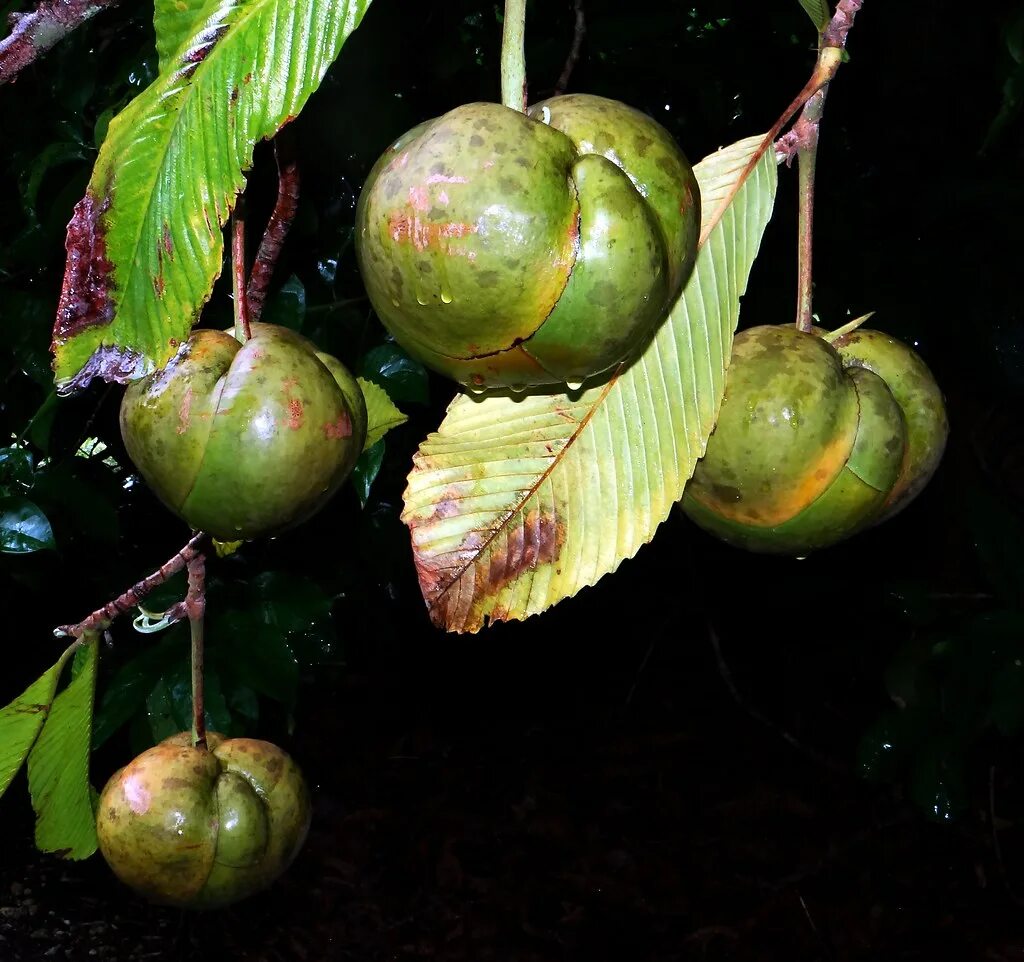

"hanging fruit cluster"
[120, 323, 367, 541]
[682, 324, 948, 554]
[96, 733, 311, 909]
[355, 93, 700, 390]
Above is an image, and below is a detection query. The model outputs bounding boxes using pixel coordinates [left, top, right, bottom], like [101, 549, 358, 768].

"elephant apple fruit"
[681, 324, 948, 554]
[96, 732, 311, 909]
[120, 323, 367, 540]
[355, 94, 700, 389]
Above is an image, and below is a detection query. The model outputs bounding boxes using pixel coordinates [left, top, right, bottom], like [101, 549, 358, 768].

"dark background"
[1, 0, 1022, 958]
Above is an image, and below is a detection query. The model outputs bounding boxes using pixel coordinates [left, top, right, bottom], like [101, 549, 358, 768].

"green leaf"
[360, 342, 430, 404]
[27, 637, 99, 859]
[402, 135, 778, 632]
[260, 275, 307, 331]
[146, 659, 233, 743]
[352, 439, 385, 508]
[52, 0, 375, 392]
[154, 0, 210, 73]
[0, 446, 34, 488]
[798, 0, 831, 31]
[92, 629, 187, 749]
[358, 377, 407, 451]
[0, 662, 64, 800]
[0, 497, 55, 553]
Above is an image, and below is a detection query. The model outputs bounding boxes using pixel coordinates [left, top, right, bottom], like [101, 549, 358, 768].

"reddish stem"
[0, 0, 118, 85]
[232, 197, 252, 342]
[246, 134, 300, 324]
[54, 533, 208, 639]
[186, 553, 207, 750]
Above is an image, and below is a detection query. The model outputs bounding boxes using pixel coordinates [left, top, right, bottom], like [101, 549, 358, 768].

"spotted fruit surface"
[96, 732, 311, 909]
[119, 323, 367, 540]
[355, 94, 700, 389]
[681, 324, 947, 554]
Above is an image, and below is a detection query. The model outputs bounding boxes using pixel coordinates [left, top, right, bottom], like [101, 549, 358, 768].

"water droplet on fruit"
[416, 294, 428, 306]
[440, 290, 453, 305]
[510, 383, 526, 394]
[465, 385, 487, 396]
[565, 379, 584, 391]
[391, 298, 401, 308]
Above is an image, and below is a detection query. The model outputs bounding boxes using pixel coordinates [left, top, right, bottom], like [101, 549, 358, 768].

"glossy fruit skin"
[96, 732, 311, 910]
[355, 94, 700, 389]
[681, 324, 948, 554]
[120, 323, 367, 541]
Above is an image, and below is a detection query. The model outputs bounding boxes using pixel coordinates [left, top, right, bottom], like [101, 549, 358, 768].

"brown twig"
[232, 197, 252, 342]
[54, 533, 208, 639]
[553, 0, 585, 96]
[0, 0, 118, 86]
[186, 552, 207, 750]
[246, 132, 301, 323]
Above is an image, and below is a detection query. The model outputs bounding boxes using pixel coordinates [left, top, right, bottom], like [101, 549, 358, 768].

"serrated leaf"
[0, 497, 55, 553]
[402, 135, 777, 632]
[798, 0, 831, 31]
[27, 636, 99, 860]
[358, 376, 407, 451]
[0, 662, 64, 800]
[52, 0, 374, 392]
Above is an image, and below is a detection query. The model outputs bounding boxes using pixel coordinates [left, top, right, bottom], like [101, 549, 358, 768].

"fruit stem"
[247, 131, 300, 324]
[706, 1, 862, 251]
[53, 532, 209, 639]
[232, 197, 252, 343]
[500, 0, 528, 112]
[186, 552, 207, 751]
[794, 84, 827, 333]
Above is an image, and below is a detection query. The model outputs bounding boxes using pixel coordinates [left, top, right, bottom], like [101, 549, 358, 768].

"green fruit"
[120, 323, 367, 540]
[681, 324, 947, 554]
[355, 94, 700, 389]
[831, 328, 948, 520]
[96, 732, 311, 909]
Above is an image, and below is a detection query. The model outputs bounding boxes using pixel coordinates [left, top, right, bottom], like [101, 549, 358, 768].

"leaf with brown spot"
[51, 0, 375, 392]
[402, 135, 778, 632]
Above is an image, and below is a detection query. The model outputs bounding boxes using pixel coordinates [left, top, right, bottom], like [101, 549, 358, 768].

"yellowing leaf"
[402, 134, 778, 632]
[359, 376, 408, 451]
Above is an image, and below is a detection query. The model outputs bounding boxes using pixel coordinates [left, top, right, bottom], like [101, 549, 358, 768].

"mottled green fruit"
[96, 732, 311, 909]
[120, 323, 367, 540]
[355, 94, 700, 389]
[682, 323, 945, 554]
[831, 328, 948, 519]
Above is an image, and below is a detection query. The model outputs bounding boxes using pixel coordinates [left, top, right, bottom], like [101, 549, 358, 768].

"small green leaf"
[261, 275, 307, 331]
[147, 656, 235, 742]
[92, 629, 186, 749]
[360, 342, 429, 404]
[0, 497, 55, 553]
[0, 447, 34, 488]
[352, 439, 385, 508]
[27, 637, 99, 860]
[0, 662, 64, 799]
[798, 0, 831, 31]
[358, 377, 407, 451]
